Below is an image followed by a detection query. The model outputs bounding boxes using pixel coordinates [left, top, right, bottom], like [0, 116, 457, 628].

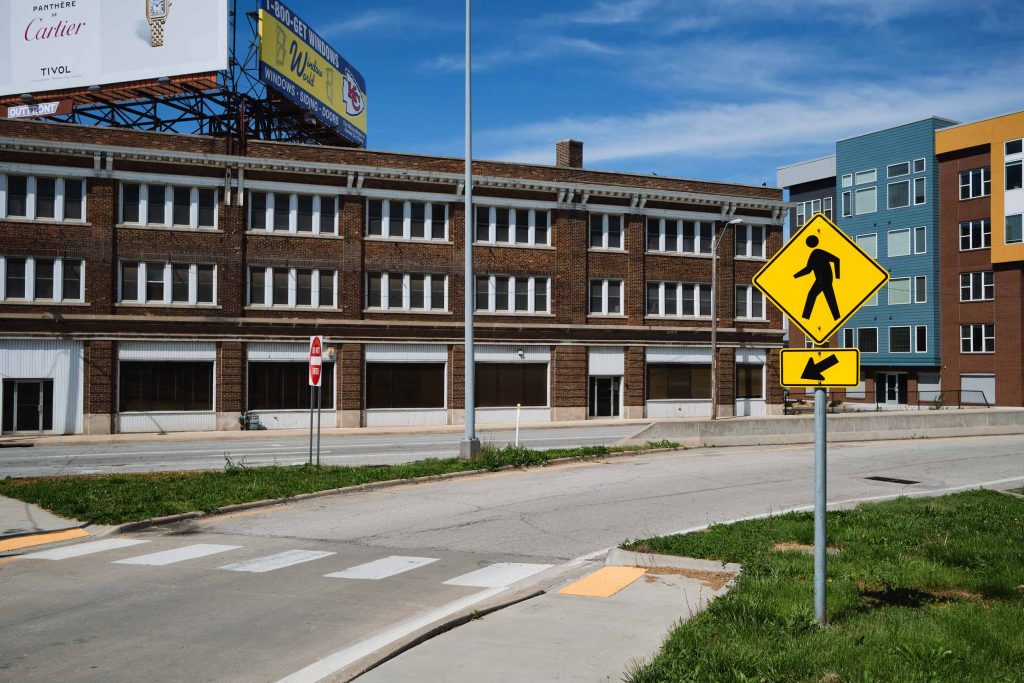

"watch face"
[149, 0, 166, 17]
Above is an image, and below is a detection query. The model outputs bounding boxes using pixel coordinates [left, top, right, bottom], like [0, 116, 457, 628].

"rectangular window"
[646, 219, 710, 254]
[197, 265, 215, 304]
[736, 364, 764, 399]
[121, 262, 139, 302]
[735, 285, 765, 319]
[843, 328, 855, 348]
[734, 225, 766, 258]
[320, 196, 337, 235]
[858, 328, 878, 353]
[272, 268, 289, 306]
[823, 196, 833, 220]
[410, 202, 426, 239]
[474, 207, 548, 246]
[646, 218, 660, 251]
[494, 208, 510, 243]
[887, 181, 910, 209]
[4, 257, 26, 298]
[960, 271, 994, 302]
[841, 191, 852, 217]
[272, 193, 291, 231]
[34, 258, 54, 299]
[887, 162, 909, 178]
[854, 169, 877, 185]
[854, 233, 877, 258]
[514, 209, 530, 244]
[64, 179, 84, 221]
[913, 226, 926, 254]
[145, 262, 165, 302]
[1007, 139, 1023, 156]
[959, 167, 991, 200]
[475, 362, 548, 407]
[368, 199, 384, 236]
[35, 177, 56, 218]
[366, 363, 445, 409]
[589, 214, 624, 249]
[368, 272, 382, 308]
[118, 361, 213, 412]
[148, 185, 167, 225]
[388, 273, 403, 309]
[319, 271, 334, 307]
[888, 228, 911, 257]
[959, 219, 991, 250]
[172, 187, 192, 226]
[646, 364, 711, 400]
[1006, 161, 1022, 191]
[960, 323, 994, 353]
[589, 279, 623, 315]
[121, 182, 140, 223]
[62, 259, 82, 301]
[1006, 214, 1023, 244]
[171, 264, 190, 303]
[249, 268, 265, 305]
[295, 269, 313, 307]
[913, 158, 926, 173]
[248, 361, 335, 410]
[296, 195, 314, 232]
[250, 191, 267, 230]
[431, 204, 447, 240]
[197, 189, 216, 228]
[535, 210, 549, 245]
[889, 326, 911, 353]
[913, 177, 926, 205]
[914, 275, 927, 303]
[842, 174, 853, 188]
[855, 187, 877, 215]
[6, 175, 29, 217]
[888, 277, 911, 305]
[915, 325, 928, 353]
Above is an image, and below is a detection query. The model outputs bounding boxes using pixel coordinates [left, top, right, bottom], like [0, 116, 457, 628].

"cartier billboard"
[0, 0, 229, 98]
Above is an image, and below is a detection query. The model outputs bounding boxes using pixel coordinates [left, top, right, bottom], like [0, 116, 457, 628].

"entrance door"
[875, 373, 907, 405]
[2, 380, 54, 434]
[589, 376, 621, 418]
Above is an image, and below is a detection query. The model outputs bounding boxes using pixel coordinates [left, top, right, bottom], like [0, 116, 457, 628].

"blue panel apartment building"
[779, 117, 958, 405]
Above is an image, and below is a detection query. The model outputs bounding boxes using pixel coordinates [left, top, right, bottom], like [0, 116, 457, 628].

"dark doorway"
[589, 376, 621, 418]
[2, 379, 54, 433]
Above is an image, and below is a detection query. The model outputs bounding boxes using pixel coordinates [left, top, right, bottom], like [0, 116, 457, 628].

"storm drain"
[865, 476, 920, 485]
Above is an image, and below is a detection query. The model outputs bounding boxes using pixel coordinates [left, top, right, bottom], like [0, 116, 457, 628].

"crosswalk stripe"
[113, 544, 241, 566]
[442, 562, 553, 588]
[324, 555, 439, 580]
[219, 549, 336, 573]
[23, 538, 150, 561]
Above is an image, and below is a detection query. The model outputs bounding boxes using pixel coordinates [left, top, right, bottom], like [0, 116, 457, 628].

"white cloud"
[421, 36, 619, 72]
[320, 9, 455, 38]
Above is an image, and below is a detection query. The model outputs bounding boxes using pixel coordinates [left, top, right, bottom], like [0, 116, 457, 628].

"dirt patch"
[772, 542, 840, 555]
[643, 566, 737, 590]
[854, 581, 989, 609]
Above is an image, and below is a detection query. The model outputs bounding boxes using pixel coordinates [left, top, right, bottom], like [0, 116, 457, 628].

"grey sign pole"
[459, 0, 480, 459]
[316, 385, 322, 467]
[814, 385, 827, 625]
[308, 385, 314, 466]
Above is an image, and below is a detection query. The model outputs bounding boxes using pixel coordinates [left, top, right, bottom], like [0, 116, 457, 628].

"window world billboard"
[0, 0, 228, 98]
[258, 0, 367, 148]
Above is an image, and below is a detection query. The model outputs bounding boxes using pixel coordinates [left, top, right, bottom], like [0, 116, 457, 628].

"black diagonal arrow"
[801, 354, 840, 382]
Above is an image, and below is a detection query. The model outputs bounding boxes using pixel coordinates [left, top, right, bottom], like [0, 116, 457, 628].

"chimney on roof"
[555, 139, 583, 168]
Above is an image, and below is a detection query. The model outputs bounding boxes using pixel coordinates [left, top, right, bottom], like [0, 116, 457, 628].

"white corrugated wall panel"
[735, 348, 767, 364]
[588, 347, 624, 375]
[645, 400, 712, 418]
[119, 341, 216, 361]
[251, 410, 338, 430]
[0, 339, 83, 434]
[474, 345, 551, 362]
[735, 399, 767, 417]
[476, 407, 550, 425]
[364, 408, 447, 427]
[960, 374, 995, 405]
[247, 342, 308, 361]
[117, 412, 216, 433]
[365, 344, 448, 362]
[646, 347, 712, 363]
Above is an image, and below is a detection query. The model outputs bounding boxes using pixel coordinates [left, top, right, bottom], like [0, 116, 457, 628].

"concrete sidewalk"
[355, 554, 737, 683]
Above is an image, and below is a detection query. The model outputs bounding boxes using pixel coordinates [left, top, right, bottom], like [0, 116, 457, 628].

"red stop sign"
[309, 335, 323, 387]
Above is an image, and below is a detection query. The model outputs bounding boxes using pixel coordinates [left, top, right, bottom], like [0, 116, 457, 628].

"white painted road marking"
[442, 562, 553, 588]
[114, 544, 241, 566]
[23, 538, 151, 560]
[324, 555, 439, 580]
[218, 549, 336, 573]
[275, 586, 507, 683]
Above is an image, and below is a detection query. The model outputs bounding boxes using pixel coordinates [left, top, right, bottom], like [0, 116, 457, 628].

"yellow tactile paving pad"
[559, 566, 647, 598]
[0, 528, 88, 553]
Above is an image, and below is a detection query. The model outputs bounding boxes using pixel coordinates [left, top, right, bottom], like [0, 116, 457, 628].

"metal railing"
[783, 389, 991, 414]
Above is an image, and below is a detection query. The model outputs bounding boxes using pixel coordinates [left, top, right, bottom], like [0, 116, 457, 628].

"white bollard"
[515, 403, 521, 446]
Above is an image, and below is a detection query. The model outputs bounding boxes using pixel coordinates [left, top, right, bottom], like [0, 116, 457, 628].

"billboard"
[258, 0, 367, 147]
[0, 0, 228, 98]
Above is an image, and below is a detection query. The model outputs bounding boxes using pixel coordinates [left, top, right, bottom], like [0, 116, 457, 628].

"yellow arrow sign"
[780, 348, 860, 388]
[754, 213, 889, 345]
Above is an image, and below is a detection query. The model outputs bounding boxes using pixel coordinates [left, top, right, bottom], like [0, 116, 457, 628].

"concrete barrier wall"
[629, 408, 1024, 447]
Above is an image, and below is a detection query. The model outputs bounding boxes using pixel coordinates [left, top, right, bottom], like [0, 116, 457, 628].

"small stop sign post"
[308, 335, 323, 466]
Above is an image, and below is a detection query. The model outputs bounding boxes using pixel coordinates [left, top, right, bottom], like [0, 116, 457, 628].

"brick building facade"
[0, 119, 787, 435]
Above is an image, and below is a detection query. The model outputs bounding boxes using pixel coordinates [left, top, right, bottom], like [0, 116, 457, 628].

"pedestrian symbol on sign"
[794, 235, 841, 321]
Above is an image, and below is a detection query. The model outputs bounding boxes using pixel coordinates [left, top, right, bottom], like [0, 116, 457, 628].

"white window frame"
[887, 278, 911, 305]
[887, 162, 910, 178]
[365, 272, 448, 311]
[841, 174, 853, 188]
[475, 207, 550, 247]
[856, 232, 878, 258]
[913, 158, 926, 173]
[645, 218, 712, 255]
[475, 275, 550, 314]
[249, 190, 340, 236]
[854, 186, 877, 215]
[1006, 214, 1024, 245]
[887, 180, 911, 209]
[960, 271, 994, 302]
[857, 327, 879, 353]
[246, 266, 337, 309]
[0, 174, 88, 223]
[960, 323, 994, 354]
[843, 328, 856, 348]
[959, 219, 991, 251]
[0, 255, 85, 303]
[735, 285, 766, 320]
[365, 198, 447, 241]
[889, 325, 912, 354]
[854, 169, 877, 185]
[887, 228, 911, 257]
[823, 196, 833, 220]
[588, 213, 625, 251]
[118, 261, 218, 306]
[913, 226, 926, 254]
[588, 278, 624, 316]
[734, 224, 766, 259]
[959, 167, 991, 200]
[913, 177, 926, 206]
[841, 190, 852, 217]
[645, 281, 711, 319]
[121, 182, 218, 230]
[914, 275, 927, 304]
[915, 325, 928, 353]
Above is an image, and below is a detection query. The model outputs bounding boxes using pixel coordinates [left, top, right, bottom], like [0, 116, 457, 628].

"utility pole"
[459, 0, 480, 459]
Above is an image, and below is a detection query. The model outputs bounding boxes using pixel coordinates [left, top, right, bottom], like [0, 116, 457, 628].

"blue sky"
[277, 0, 1024, 186]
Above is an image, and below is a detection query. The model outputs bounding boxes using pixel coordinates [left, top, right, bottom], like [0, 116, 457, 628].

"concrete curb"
[606, 547, 741, 574]
[107, 447, 681, 536]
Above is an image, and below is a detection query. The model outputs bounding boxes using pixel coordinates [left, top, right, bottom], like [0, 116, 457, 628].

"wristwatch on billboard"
[147, 0, 170, 47]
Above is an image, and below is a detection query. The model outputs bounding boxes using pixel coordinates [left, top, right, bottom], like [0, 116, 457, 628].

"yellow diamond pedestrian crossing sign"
[754, 213, 889, 345]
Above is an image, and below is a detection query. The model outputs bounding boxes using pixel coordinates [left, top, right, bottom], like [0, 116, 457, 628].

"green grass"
[1010, 488, 1024, 496]
[622, 490, 1024, 683]
[0, 440, 678, 525]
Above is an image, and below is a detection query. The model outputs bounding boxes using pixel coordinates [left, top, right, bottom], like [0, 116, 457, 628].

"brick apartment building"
[0, 119, 787, 435]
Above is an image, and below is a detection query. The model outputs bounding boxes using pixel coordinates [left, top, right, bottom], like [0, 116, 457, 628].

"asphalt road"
[1, 434, 1022, 682]
[0, 424, 644, 477]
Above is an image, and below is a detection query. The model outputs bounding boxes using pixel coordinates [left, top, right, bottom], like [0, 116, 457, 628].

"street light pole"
[460, 0, 480, 459]
[711, 218, 744, 420]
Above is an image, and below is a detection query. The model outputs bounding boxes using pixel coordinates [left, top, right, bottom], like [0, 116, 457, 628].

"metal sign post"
[754, 213, 890, 627]
[308, 335, 323, 467]
[316, 384, 322, 467]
